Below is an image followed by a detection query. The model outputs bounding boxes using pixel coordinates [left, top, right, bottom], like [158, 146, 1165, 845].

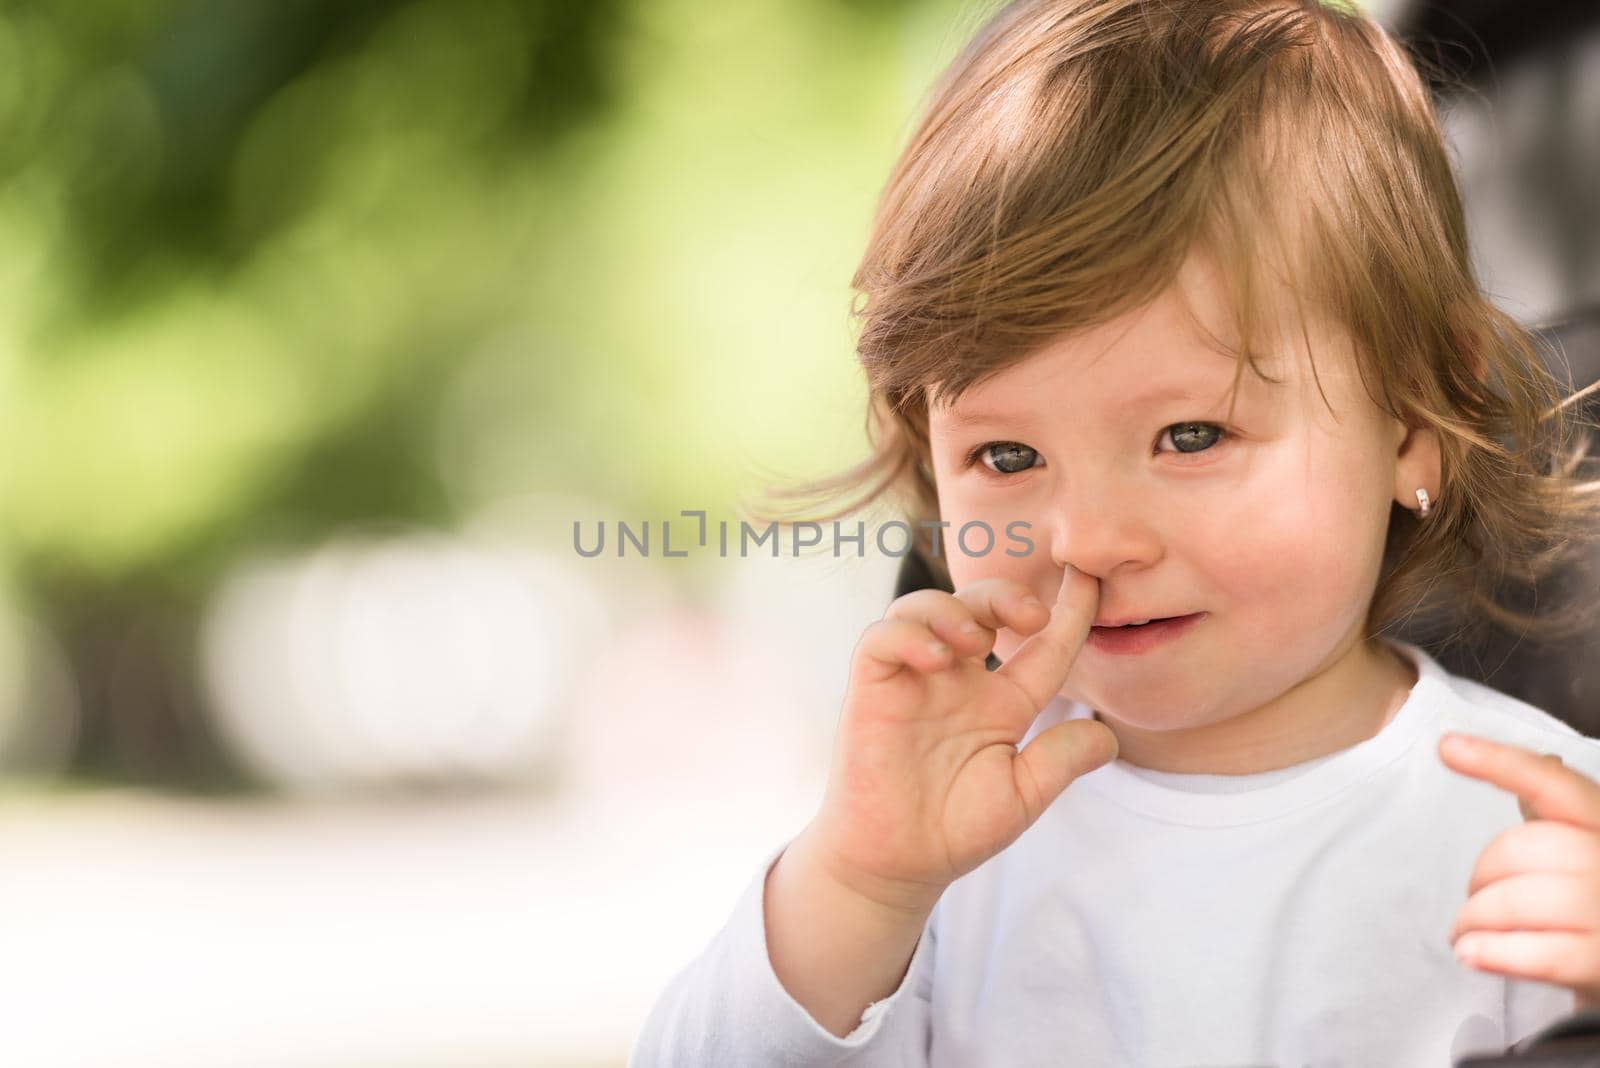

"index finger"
[996, 566, 1099, 711]
[1438, 732, 1600, 829]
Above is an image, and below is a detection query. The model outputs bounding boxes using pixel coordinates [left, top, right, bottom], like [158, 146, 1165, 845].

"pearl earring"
[1415, 488, 1431, 516]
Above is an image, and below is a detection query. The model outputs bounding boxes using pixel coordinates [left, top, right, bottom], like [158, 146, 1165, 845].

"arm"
[628, 837, 935, 1068]
[765, 828, 939, 1038]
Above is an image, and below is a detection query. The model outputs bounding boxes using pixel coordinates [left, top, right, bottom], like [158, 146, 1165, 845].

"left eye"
[1159, 422, 1226, 454]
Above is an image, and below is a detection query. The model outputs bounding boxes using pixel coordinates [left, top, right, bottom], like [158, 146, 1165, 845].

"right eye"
[966, 442, 1041, 476]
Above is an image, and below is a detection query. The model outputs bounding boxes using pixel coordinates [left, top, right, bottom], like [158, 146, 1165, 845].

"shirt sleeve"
[1504, 975, 1577, 1053]
[628, 839, 935, 1068]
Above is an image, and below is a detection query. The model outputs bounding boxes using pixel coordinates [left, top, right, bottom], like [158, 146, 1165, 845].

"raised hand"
[802, 566, 1120, 916]
[1442, 732, 1600, 1010]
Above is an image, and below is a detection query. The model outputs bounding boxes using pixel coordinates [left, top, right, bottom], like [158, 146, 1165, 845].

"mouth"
[1091, 616, 1179, 629]
[1086, 612, 1206, 655]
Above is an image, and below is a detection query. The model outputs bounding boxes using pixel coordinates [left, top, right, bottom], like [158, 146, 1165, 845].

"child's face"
[927, 252, 1435, 749]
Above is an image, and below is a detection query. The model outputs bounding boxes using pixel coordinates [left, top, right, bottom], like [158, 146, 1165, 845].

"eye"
[966, 441, 1041, 476]
[1157, 422, 1227, 456]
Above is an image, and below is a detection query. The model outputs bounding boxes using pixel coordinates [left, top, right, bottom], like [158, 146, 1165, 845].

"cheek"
[1213, 449, 1392, 634]
[937, 483, 1031, 586]
[938, 491, 1043, 654]
[942, 518, 1037, 592]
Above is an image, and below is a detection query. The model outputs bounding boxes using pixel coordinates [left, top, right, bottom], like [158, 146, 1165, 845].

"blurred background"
[0, 0, 1595, 1065]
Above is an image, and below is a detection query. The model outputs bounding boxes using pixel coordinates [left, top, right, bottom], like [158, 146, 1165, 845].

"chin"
[1076, 686, 1224, 732]
[1094, 706, 1201, 732]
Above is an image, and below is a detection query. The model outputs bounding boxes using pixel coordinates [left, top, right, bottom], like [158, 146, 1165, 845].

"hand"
[1440, 732, 1600, 1010]
[803, 567, 1119, 916]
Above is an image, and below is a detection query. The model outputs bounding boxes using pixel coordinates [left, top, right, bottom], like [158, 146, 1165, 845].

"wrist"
[791, 825, 946, 919]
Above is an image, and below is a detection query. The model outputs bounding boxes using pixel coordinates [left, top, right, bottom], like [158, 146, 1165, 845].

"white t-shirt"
[630, 640, 1600, 1067]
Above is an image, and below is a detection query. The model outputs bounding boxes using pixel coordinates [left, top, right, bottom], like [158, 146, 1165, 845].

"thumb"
[1014, 718, 1119, 822]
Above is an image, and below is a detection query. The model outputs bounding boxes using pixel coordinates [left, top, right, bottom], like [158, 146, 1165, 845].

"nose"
[1045, 475, 1164, 579]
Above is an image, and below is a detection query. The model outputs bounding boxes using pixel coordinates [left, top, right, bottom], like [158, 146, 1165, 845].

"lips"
[1086, 612, 1206, 656]
[1091, 615, 1181, 629]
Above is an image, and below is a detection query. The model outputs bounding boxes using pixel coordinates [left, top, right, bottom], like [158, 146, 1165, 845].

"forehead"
[930, 252, 1366, 429]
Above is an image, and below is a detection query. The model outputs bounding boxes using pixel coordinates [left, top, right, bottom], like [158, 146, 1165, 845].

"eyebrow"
[943, 384, 1220, 429]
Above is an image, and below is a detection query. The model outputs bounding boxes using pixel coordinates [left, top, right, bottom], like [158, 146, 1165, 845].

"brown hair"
[749, 0, 1600, 648]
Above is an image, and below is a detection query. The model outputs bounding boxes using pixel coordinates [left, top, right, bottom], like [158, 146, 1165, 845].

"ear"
[1391, 416, 1442, 516]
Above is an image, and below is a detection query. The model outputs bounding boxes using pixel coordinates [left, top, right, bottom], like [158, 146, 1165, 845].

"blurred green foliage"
[0, 0, 973, 595]
[0, 0, 971, 785]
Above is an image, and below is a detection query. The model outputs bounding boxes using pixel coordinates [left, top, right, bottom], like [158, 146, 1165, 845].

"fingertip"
[1092, 717, 1119, 764]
